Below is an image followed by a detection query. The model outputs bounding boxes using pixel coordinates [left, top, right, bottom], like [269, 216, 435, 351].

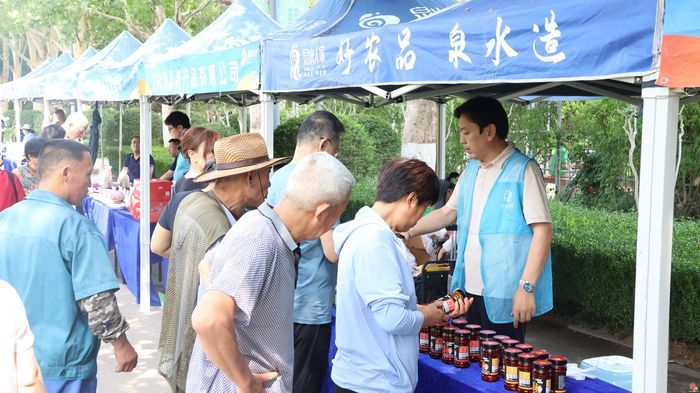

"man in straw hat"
[158, 132, 289, 393]
[187, 152, 355, 393]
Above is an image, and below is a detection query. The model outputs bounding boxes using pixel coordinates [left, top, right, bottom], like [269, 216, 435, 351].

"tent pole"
[43, 100, 51, 129]
[632, 86, 679, 392]
[138, 95, 152, 313]
[119, 104, 124, 171]
[186, 102, 192, 118]
[436, 100, 447, 178]
[99, 103, 104, 164]
[14, 99, 21, 142]
[260, 93, 275, 157]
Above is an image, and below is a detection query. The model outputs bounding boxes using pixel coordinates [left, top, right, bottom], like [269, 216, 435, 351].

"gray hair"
[64, 112, 88, 128]
[283, 152, 355, 211]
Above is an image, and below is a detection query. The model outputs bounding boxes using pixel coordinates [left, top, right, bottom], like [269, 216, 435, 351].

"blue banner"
[263, 0, 657, 92]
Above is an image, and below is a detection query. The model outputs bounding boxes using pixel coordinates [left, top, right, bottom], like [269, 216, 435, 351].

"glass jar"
[440, 288, 467, 314]
[501, 339, 520, 376]
[452, 318, 468, 330]
[479, 329, 496, 367]
[516, 343, 534, 354]
[453, 329, 471, 368]
[442, 326, 458, 364]
[419, 326, 430, 353]
[493, 335, 511, 377]
[549, 356, 568, 393]
[504, 348, 523, 391]
[532, 349, 549, 361]
[465, 324, 481, 362]
[480, 340, 501, 382]
[518, 352, 537, 392]
[533, 360, 552, 393]
[429, 325, 444, 359]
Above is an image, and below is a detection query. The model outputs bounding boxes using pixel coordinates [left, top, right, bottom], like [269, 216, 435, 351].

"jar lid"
[493, 335, 511, 342]
[516, 343, 534, 351]
[452, 318, 468, 325]
[443, 326, 458, 332]
[534, 360, 552, 369]
[504, 348, 523, 356]
[502, 339, 520, 347]
[479, 329, 497, 337]
[455, 329, 470, 336]
[518, 352, 537, 362]
[482, 340, 500, 349]
[549, 356, 568, 365]
[465, 324, 482, 330]
[532, 349, 549, 358]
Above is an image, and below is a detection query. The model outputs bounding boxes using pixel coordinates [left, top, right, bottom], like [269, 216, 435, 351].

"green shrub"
[273, 116, 302, 158]
[355, 113, 400, 168]
[336, 114, 378, 179]
[342, 176, 377, 223]
[550, 201, 700, 343]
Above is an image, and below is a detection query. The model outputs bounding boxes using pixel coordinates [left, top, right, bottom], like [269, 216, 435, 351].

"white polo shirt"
[446, 144, 551, 295]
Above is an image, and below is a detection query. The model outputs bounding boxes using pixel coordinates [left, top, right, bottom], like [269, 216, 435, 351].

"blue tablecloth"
[322, 313, 628, 393]
[83, 196, 168, 306]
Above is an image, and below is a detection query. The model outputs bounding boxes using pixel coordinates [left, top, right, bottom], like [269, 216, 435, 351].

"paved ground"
[97, 285, 700, 392]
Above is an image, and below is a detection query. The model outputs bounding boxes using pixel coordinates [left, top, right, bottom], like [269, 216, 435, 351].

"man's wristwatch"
[519, 279, 535, 293]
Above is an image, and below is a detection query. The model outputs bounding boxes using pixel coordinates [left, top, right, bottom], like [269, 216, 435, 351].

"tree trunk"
[401, 99, 438, 169]
[73, 16, 89, 57]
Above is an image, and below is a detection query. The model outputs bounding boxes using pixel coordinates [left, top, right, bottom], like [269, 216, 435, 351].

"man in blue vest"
[404, 96, 552, 341]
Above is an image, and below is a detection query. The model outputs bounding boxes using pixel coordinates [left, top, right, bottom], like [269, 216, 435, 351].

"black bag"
[414, 260, 452, 304]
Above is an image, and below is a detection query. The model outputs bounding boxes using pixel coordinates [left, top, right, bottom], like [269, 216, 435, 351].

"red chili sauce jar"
[493, 335, 511, 377]
[480, 340, 501, 382]
[465, 324, 481, 362]
[516, 343, 534, 354]
[442, 326, 458, 364]
[452, 318, 468, 330]
[503, 347, 523, 391]
[453, 329, 471, 368]
[429, 325, 444, 359]
[479, 330, 496, 367]
[419, 326, 430, 353]
[518, 352, 537, 392]
[501, 339, 520, 377]
[549, 356, 568, 393]
[533, 360, 552, 393]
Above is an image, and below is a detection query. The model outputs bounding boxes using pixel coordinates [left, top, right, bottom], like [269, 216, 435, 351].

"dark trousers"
[466, 293, 526, 342]
[333, 383, 357, 393]
[293, 322, 332, 393]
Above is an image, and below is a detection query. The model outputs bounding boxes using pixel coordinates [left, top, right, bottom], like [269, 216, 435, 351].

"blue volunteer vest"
[450, 149, 553, 323]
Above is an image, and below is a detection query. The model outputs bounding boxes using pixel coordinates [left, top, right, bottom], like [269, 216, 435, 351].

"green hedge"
[341, 176, 377, 222]
[550, 201, 700, 343]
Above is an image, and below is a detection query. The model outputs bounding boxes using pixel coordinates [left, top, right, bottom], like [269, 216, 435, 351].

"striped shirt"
[186, 203, 298, 393]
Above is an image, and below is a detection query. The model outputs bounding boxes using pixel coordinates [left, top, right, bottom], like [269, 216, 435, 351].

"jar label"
[457, 346, 469, 360]
[469, 340, 479, 354]
[435, 341, 443, 351]
[506, 366, 518, 382]
[490, 357, 500, 374]
[442, 298, 455, 313]
[534, 376, 551, 393]
[419, 333, 429, 346]
[557, 375, 566, 389]
[519, 371, 532, 388]
[447, 342, 455, 357]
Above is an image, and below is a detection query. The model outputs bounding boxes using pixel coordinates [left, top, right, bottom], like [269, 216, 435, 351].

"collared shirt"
[446, 143, 551, 294]
[123, 153, 156, 182]
[332, 207, 423, 393]
[0, 190, 119, 380]
[186, 203, 298, 393]
[267, 162, 338, 324]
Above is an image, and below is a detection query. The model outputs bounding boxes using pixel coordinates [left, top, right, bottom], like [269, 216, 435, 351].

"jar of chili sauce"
[480, 340, 501, 382]
[503, 348, 523, 391]
[479, 330, 496, 367]
[493, 335, 511, 377]
[549, 356, 568, 393]
[440, 289, 467, 314]
[518, 352, 537, 392]
[533, 360, 552, 393]
[453, 329, 471, 368]
[465, 324, 481, 362]
[452, 318, 467, 330]
[429, 325, 444, 359]
[419, 326, 430, 353]
[501, 339, 520, 376]
[442, 326, 458, 364]
[516, 343, 534, 354]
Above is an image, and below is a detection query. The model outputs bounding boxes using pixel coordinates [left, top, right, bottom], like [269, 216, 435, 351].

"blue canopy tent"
[142, 0, 280, 106]
[0, 57, 54, 140]
[12, 53, 75, 101]
[262, 0, 694, 390]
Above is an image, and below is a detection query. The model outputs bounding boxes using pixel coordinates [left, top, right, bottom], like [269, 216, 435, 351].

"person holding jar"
[332, 158, 473, 393]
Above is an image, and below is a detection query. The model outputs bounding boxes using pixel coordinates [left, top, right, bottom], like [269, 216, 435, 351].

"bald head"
[64, 112, 89, 140]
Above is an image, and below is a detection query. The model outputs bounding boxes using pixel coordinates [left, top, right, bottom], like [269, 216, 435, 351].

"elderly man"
[188, 152, 354, 393]
[158, 133, 289, 393]
[164, 111, 191, 181]
[64, 112, 89, 141]
[0, 139, 138, 393]
[266, 110, 345, 393]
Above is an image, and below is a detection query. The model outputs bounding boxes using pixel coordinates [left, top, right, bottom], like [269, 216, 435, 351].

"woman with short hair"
[14, 137, 47, 195]
[332, 158, 472, 393]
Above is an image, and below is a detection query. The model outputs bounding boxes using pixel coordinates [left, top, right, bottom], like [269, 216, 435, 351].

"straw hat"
[195, 133, 290, 183]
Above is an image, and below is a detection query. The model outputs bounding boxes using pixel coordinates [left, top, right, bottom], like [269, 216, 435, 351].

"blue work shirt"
[173, 151, 189, 181]
[0, 190, 119, 380]
[267, 163, 337, 325]
[123, 153, 156, 182]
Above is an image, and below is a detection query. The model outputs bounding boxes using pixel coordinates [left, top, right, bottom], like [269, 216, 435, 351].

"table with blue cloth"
[83, 196, 168, 306]
[321, 312, 628, 393]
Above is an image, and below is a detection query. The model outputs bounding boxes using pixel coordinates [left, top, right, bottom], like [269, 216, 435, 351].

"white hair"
[283, 152, 355, 211]
[65, 112, 88, 128]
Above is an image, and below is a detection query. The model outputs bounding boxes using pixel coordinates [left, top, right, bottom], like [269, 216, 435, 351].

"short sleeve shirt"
[0, 280, 35, 393]
[123, 153, 156, 181]
[157, 190, 199, 231]
[173, 152, 190, 181]
[445, 144, 551, 294]
[186, 204, 298, 393]
[0, 190, 119, 380]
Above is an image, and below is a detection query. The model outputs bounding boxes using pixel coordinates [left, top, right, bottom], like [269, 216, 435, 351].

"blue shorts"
[45, 378, 97, 393]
